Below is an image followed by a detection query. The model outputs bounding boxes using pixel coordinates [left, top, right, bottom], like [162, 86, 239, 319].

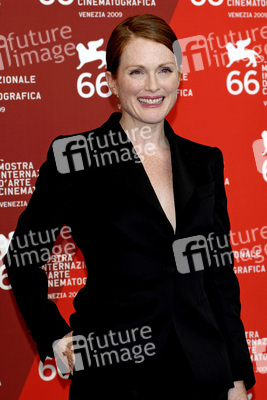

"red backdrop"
[1, 1, 266, 398]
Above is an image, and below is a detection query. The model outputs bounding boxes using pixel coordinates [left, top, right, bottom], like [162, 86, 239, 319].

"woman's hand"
[53, 331, 75, 375]
[228, 381, 248, 400]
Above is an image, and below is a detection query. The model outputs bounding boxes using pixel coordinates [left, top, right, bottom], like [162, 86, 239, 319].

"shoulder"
[167, 127, 224, 175]
[165, 121, 225, 184]
[49, 112, 121, 151]
[46, 114, 122, 175]
[175, 134, 223, 164]
[165, 118, 223, 165]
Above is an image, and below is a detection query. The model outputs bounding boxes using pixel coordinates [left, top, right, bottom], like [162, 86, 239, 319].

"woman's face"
[106, 37, 180, 128]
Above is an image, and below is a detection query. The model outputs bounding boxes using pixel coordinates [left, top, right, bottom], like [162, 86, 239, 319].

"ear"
[105, 71, 119, 96]
[176, 72, 180, 89]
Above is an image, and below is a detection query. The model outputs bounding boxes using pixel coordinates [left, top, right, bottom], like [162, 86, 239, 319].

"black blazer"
[5, 113, 255, 391]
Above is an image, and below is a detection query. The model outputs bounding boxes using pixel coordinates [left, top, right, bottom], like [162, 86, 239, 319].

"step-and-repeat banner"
[0, 1, 266, 399]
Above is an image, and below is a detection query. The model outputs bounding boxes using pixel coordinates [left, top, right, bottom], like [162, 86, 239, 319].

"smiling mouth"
[138, 97, 164, 105]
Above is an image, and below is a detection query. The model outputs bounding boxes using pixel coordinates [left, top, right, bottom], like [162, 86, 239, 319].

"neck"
[119, 115, 169, 150]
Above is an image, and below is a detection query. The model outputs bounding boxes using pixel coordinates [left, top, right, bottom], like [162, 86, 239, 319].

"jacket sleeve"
[206, 147, 255, 390]
[4, 141, 72, 363]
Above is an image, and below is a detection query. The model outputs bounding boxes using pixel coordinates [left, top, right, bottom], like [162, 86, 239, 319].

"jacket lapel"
[101, 113, 199, 236]
[164, 119, 198, 232]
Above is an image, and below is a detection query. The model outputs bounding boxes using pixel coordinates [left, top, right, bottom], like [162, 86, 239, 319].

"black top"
[5, 113, 255, 391]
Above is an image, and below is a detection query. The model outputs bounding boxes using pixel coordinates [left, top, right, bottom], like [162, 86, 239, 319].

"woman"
[5, 14, 255, 400]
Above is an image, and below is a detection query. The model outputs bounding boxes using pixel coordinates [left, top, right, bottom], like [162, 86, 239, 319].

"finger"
[64, 349, 75, 373]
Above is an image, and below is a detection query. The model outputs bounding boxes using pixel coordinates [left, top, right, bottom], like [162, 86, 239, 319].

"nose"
[145, 73, 160, 92]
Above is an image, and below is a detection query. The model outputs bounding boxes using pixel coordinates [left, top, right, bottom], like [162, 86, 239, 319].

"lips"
[138, 97, 164, 105]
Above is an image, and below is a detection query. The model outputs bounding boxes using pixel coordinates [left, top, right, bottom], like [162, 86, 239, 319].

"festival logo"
[76, 38, 106, 70]
[225, 37, 263, 96]
[226, 38, 263, 68]
[252, 131, 267, 182]
[76, 38, 111, 99]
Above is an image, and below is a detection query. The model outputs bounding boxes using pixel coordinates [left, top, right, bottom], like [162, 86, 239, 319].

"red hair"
[106, 14, 181, 77]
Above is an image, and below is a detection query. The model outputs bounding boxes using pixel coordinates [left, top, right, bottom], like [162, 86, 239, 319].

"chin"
[139, 109, 170, 125]
[143, 117, 165, 125]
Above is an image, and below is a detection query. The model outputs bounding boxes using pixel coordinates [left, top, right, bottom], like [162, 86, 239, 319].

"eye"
[129, 69, 143, 75]
[160, 67, 173, 74]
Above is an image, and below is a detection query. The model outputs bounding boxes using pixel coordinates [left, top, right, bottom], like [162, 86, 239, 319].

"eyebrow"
[126, 62, 176, 69]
